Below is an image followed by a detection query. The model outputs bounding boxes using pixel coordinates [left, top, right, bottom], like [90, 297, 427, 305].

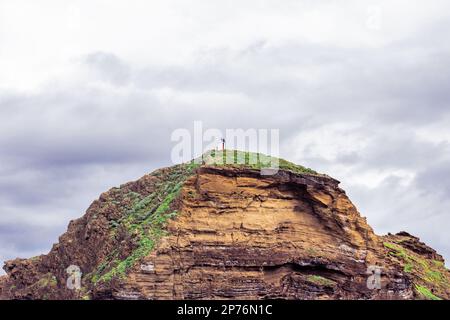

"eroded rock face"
[1, 164, 449, 300]
[103, 167, 411, 300]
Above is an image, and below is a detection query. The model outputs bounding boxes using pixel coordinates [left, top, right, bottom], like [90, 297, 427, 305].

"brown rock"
[1, 161, 448, 300]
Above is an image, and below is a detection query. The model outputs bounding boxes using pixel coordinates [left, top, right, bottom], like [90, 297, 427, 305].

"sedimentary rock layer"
[1, 162, 449, 300]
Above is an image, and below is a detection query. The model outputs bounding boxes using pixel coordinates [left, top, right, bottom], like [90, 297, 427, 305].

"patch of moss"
[31, 273, 57, 289]
[432, 260, 445, 268]
[87, 248, 120, 284]
[383, 242, 399, 251]
[306, 275, 336, 287]
[425, 270, 442, 282]
[384, 242, 449, 297]
[415, 284, 442, 300]
[404, 263, 413, 273]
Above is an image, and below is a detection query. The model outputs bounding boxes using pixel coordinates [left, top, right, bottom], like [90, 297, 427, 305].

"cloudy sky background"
[1, 0, 450, 273]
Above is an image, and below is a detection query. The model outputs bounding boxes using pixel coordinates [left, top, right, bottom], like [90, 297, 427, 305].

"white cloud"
[1, 0, 450, 273]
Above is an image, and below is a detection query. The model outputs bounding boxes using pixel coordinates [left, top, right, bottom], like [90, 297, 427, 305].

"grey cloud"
[345, 170, 450, 265]
[415, 160, 450, 198]
[2, 9, 450, 272]
[0, 223, 60, 253]
[362, 135, 450, 170]
[85, 52, 131, 86]
[130, 40, 450, 130]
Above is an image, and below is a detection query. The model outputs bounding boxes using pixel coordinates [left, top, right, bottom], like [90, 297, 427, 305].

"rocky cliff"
[1, 151, 449, 300]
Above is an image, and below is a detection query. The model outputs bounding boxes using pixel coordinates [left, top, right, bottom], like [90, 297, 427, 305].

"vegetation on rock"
[383, 240, 449, 300]
[415, 284, 442, 300]
[202, 150, 319, 175]
[306, 275, 336, 287]
[90, 161, 200, 284]
[1, 151, 449, 300]
[87, 151, 320, 288]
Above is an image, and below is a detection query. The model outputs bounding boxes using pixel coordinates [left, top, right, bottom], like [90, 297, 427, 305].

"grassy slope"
[87, 150, 320, 289]
[88, 161, 200, 286]
[383, 242, 449, 300]
[202, 149, 319, 175]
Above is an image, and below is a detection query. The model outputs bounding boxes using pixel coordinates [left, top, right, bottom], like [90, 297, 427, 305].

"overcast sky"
[1, 0, 450, 273]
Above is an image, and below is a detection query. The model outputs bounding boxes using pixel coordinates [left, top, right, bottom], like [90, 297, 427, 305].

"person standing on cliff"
[221, 138, 225, 151]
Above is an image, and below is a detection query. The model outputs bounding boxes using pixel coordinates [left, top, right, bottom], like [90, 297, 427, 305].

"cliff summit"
[1, 151, 449, 300]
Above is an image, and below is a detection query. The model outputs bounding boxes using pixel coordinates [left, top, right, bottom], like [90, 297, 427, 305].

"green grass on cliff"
[89, 151, 318, 285]
[91, 161, 199, 284]
[415, 285, 443, 300]
[383, 242, 449, 300]
[33, 273, 57, 289]
[306, 275, 336, 287]
[201, 150, 318, 175]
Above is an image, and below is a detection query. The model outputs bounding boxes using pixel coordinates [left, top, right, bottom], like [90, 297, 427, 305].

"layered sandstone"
[1, 154, 449, 300]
